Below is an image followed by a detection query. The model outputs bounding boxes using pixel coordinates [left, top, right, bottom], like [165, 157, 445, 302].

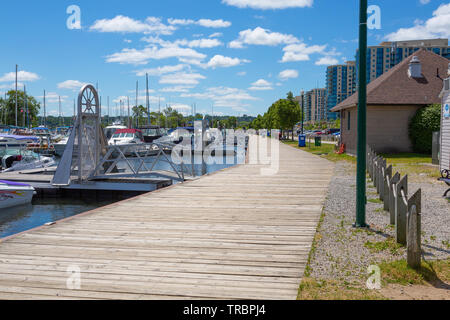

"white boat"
[1, 149, 56, 173]
[0, 134, 40, 147]
[104, 123, 127, 140]
[54, 135, 69, 157]
[108, 129, 145, 146]
[0, 180, 35, 209]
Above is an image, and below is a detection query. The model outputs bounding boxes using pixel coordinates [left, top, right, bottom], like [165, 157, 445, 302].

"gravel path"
[308, 161, 450, 284]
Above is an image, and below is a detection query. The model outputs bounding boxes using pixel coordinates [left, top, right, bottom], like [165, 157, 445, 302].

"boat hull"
[0, 187, 34, 209]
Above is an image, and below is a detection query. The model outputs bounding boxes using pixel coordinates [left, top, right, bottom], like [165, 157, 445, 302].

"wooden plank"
[0, 138, 334, 300]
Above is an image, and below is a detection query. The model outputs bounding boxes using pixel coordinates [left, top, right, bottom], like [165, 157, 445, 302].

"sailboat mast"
[127, 96, 130, 129]
[135, 80, 139, 128]
[43, 90, 46, 127]
[23, 85, 26, 128]
[146, 73, 150, 126]
[15, 64, 18, 127]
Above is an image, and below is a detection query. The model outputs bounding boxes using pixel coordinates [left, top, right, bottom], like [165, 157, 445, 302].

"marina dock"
[0, 139, 334, 300]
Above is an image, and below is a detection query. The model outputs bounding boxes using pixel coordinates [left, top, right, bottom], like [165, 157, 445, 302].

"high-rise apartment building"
[296, 88, 327, 123]
[358, 38, 450, 83]
[326, 61, 356, 121]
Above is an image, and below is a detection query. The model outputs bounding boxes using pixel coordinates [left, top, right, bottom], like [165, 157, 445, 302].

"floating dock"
[0, 138, 334, 300]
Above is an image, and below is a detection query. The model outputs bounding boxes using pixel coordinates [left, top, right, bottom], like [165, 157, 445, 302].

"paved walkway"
[0, 138, 334, 300]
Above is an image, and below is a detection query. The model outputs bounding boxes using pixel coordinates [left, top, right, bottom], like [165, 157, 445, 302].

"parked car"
[324, 128, 340, 135]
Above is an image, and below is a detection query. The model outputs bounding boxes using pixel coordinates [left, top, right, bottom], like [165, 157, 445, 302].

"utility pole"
[355, 0, 368, 228]
[300, 90, 305, 135]
[15, 64, 18, 127]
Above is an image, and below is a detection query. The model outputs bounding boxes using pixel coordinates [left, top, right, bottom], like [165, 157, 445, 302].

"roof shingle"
[331, 49, 449, 112]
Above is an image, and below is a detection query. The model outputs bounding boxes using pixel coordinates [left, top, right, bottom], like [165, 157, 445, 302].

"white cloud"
[281, 43, 327, 62]
[237, 71, 247, 76]
[159, 72, 206, 85]
[249, 79, 273, 91]
[229, 27, 299, 48]
[209, 32, 223, 38]
[278, 69, 299, 80]
[0, 82, 25, 90]
[114, 94, 165, 105]
[171, 103, 192, 115]
[38, 92, 69, 104]
[385, 3, 450, 40]
[167, 18, 231, 28]
[106, 45, 207, 65]
[134, 64, 187, 76]
[315, 57, 339, 65]
[57, 80, 88, 91]
[160, 86, 194, 93]
[90, 16, 176, 35]
[181, 86, 259, 111]
[187, 38, 223, 48]
[142, 36, 222, 48]
[198, 19, 232, 28]
[124, 39, 132, 43]
[206, 55, 249, 68]
[0, 71, 40, 82]
[420, 0, 431, 4]
[222, 0, 313, 10]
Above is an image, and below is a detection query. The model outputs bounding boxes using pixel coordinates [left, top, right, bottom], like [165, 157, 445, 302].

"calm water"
[0, 148, 245, 239]
[0, 198, 114, 239]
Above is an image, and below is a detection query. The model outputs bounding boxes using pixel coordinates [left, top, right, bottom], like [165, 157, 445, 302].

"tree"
[409, 104, 441, 154]
[132, 105, 148, 127]
[2, 90, 40, 127]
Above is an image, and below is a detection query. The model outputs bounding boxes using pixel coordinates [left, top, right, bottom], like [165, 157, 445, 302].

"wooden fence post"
[407, 189, 422, 269]
[378, 159, 386, 199]
[396, 175, 408, 245]
[389, 172, 400, 225]
[383, 165, 392, 211]
[373, 156, 379, 188]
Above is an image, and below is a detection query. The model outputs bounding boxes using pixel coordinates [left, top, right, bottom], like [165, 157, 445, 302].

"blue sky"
[0, 0, 449, 118]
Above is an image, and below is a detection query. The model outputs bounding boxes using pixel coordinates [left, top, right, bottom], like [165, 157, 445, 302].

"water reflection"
[0, 198, 114, 239]
[0, 149, 245, 239]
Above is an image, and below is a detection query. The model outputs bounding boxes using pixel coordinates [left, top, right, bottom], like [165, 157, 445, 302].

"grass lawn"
[282, 140, 356, 163]
[381, 153, 440, 180]
[282, 140, 439, 180]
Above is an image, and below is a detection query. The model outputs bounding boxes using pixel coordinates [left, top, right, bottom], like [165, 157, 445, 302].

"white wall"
[440, 90, 450, 172]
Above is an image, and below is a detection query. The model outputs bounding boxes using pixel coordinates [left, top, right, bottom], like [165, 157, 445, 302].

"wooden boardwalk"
[0, 138, 334, 300]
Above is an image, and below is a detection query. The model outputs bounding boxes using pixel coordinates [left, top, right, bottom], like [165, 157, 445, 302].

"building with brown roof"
[331, 49, 449, 155]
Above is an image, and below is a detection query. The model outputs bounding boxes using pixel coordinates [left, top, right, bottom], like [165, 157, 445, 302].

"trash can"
[314, 136, 322, 147]
[298, 135, 306, 147]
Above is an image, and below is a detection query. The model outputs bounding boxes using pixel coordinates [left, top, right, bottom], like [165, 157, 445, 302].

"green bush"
[409, 104, 441, 154]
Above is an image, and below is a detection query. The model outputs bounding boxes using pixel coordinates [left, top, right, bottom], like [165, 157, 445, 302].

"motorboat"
[104, 123, 127, 140]
[0, 134, 40, 147]
[0, 180, 35, 209]
[108, 129, 145, 146]
[0, 149, 56, 172]
[53, 127, 73, 157]
[138, 125, 165, 143]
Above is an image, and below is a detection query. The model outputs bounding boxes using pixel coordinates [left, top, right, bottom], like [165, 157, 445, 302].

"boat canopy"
[0, 180, 31, 187]
[114, 129, 143, 134]
[0, 134, 40, 141]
